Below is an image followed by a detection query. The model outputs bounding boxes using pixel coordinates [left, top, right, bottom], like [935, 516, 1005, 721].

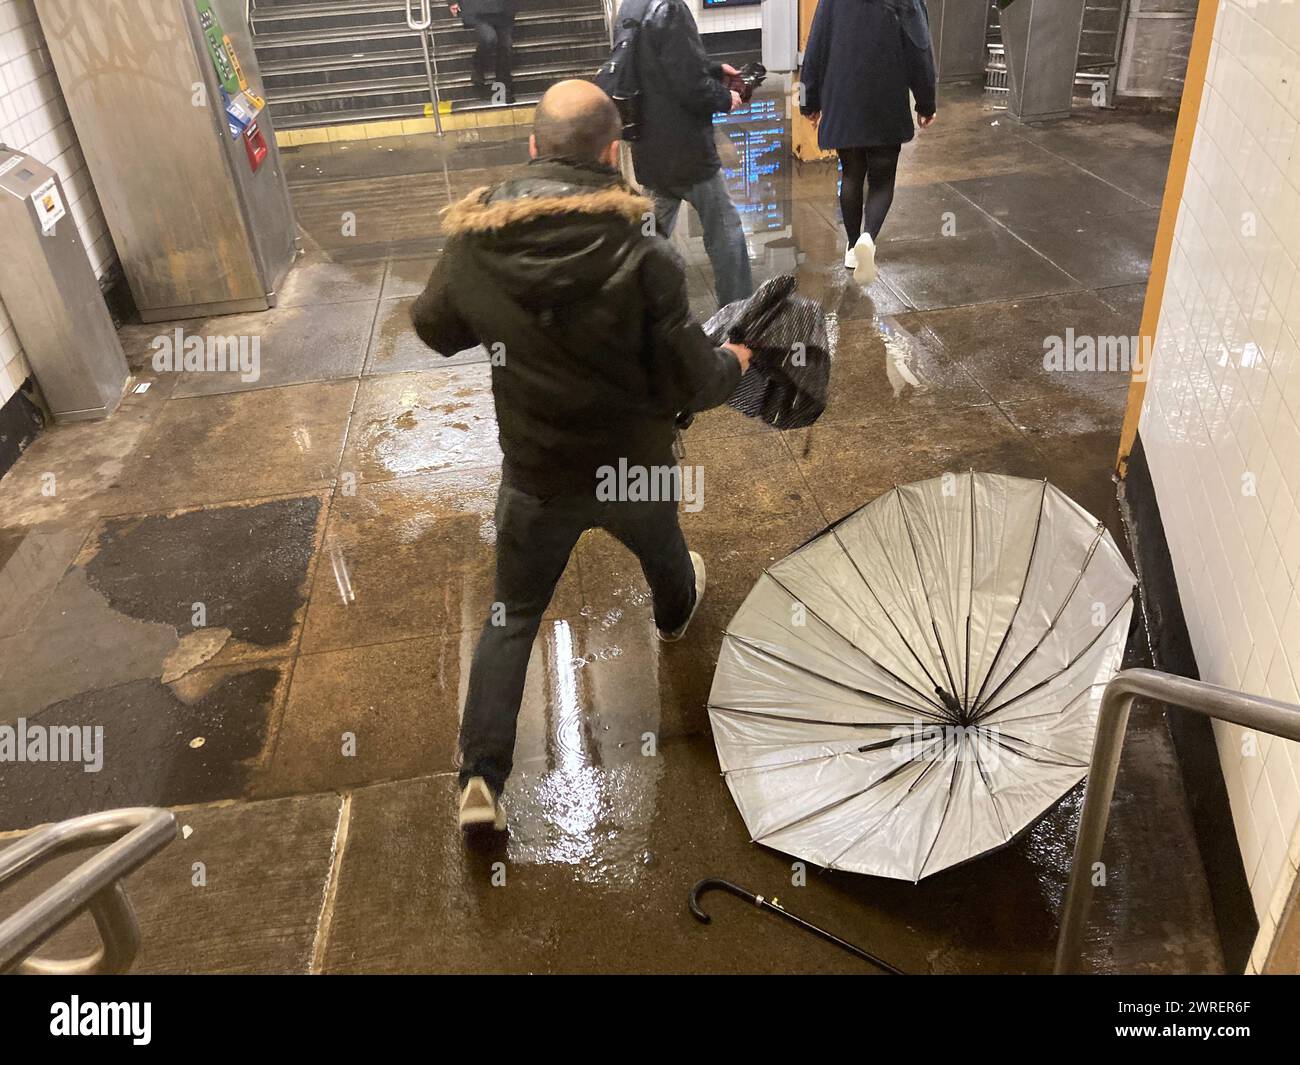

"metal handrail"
[405, 0, 432, 30]
[407, 0, 444, 136]
[1055, 668, 1300, 973]
[601, 0, 617, 45]
[0, 808, 177, 975]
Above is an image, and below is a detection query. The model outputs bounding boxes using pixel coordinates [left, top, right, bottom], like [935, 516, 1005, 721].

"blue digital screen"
[714, 96, 789, 235]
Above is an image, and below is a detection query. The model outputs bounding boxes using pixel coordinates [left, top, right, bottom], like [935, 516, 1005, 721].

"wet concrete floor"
[0, 85, 1224, 973]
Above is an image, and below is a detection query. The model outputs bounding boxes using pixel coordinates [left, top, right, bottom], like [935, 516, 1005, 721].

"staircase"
[1075, 1, 1128, 104]
[249, 0, 610, 129]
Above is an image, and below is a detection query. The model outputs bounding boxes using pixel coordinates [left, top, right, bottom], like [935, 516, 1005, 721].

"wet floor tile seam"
[79, 483, 344, 531]
[344, 459, 502, 492]
[0, 794, 256, 843]
[1007, 132, 1163, 211]
[257, 489, 349, 774]
[308, 792, 351, 975]
[0, 522, 97, 642]
[941, 182, 1096, 298]
[775, 431, 835, 529]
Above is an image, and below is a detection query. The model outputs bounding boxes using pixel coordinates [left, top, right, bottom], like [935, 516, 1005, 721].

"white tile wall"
[0, 0, 116, 409]
[1138, 0, 1300, 966]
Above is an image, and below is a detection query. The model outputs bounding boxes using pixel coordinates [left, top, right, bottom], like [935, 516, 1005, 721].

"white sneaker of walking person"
[458, 776, 507, 832]
[851, 232, 877, 286]
[657, 551, 706, 642]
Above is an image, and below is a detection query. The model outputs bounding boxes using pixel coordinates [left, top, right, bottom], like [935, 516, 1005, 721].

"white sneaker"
[657, 551, 706, 642]
[852, 232, 877, 286]
[844, 244, 858, 270]
[458, 776, 507, 832]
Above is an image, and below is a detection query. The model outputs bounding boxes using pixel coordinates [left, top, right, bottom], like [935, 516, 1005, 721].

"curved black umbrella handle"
[689, 878, 760, 923]
[687, 876, 905, 974]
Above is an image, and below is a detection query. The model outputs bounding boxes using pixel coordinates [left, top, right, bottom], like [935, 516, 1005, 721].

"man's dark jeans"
[464, 12, 514, 93]
[457, 480, 695, 796]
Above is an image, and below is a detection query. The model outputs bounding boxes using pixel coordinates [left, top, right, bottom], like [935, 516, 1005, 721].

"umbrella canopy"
[707, 472, 1136, 881]
[703, 275, 831, 430]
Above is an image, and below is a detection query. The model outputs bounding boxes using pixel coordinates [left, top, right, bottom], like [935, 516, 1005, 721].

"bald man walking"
[412, 81, 751, 832]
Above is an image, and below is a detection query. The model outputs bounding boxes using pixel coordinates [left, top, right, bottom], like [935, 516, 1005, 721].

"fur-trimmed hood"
[442, 182, 652, 235]
[438, 159, 653, 308]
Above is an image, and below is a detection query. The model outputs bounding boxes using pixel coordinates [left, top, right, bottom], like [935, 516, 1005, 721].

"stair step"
[253, 14, 605, 62]
[252, 0, 609, 131]
[261, 30, 603, 73]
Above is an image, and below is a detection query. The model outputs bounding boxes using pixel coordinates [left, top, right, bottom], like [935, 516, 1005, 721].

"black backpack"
[593, 0, 666, 141]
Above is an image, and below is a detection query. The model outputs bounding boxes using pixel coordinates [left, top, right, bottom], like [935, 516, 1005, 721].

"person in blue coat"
[799, 0, 937, 282]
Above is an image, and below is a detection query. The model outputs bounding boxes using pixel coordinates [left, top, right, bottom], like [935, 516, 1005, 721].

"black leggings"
[837, 145, 901, 245]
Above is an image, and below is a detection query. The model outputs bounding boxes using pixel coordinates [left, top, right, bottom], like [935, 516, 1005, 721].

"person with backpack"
[410, 80, 752, 832]
[798, 0, 937, 284]
[609, 0, 754, 308]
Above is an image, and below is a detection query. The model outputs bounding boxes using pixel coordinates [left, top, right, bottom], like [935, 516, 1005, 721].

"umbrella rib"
[915, 736, 964, 880]
[972, 590, 1134, 724]
[971, 739, 1011, 841]
[759, 570, 949, 715]
[968, 478, 1049, 714]
[962, 469, 976, 712]
[824, 746, 951, 872]
[972, 526, 1111, 719]
[721, 632, 947, 721]
[741, 595, 925, 698]
[708, 700, 920, 731]
[717, 729, 922, 776]
[980, 726, 1089, 768]
[894, 487, 963, 714]
[985, 684, 1093, 727]
[759, 744, 938, 851]
[826, 501, 950, 700]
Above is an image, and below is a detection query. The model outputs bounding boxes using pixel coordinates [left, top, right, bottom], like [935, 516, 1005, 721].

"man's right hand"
[728, 89, 743, 112]
[724, 342, 753, 373]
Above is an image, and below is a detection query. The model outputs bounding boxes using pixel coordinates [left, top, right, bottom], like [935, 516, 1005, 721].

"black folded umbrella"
[703, 275, 832, 430]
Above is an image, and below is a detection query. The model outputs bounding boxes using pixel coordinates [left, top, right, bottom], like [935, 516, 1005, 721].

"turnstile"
[0, 147, 129, 422]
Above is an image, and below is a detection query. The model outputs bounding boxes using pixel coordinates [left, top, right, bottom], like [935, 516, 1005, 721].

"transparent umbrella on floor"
[707, 471, 1136, 881]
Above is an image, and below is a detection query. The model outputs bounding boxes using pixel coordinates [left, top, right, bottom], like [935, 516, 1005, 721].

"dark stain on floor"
[82, 496, 322, 649]
[0, 664, 284, 832]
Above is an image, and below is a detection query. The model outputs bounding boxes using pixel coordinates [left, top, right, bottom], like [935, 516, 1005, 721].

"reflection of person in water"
[799, 0, 937, 284]
[449, 0, 517, 102]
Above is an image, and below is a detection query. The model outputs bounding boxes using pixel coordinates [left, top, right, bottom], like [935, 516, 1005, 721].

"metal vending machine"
[34, 0, 298, 322]
[0, 148, 129, 421]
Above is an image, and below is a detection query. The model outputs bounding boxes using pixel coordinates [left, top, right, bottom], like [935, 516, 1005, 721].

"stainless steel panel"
[1001, 0, 1088, 122]
[33, 0, 295, 320]
[207, 0, 299, 298]
[0, 147, 128, 422]
[931, 0, 989, 83]
[1116, 1, 1195, 99]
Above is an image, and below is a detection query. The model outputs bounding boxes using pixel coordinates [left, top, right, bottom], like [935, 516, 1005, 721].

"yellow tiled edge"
[1116, 0, 1220, 474]
[276, 105, 537, 147]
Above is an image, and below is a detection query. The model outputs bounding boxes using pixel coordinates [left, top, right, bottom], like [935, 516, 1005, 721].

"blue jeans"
[649, 170, 754, 308]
